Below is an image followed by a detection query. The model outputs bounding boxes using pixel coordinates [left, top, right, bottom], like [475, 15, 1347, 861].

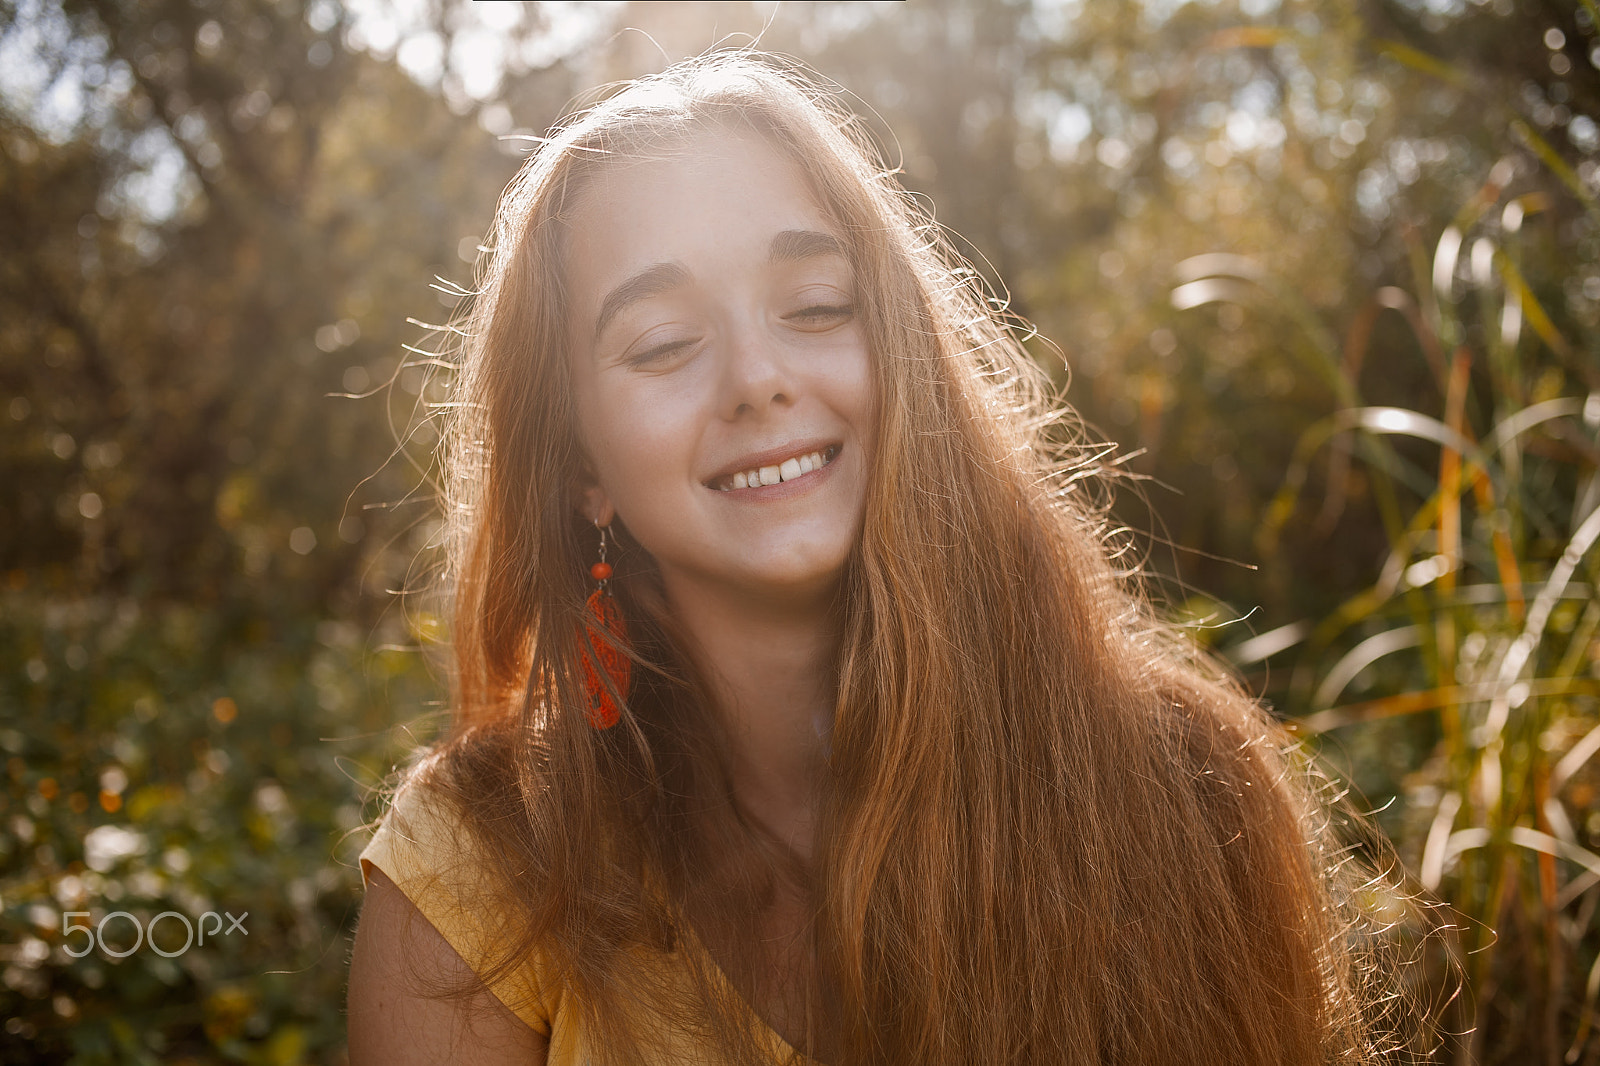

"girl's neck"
[660, 573, 838, 861]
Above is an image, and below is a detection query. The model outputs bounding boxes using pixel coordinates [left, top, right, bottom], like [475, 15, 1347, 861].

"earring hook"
[590, 522, 613, 590]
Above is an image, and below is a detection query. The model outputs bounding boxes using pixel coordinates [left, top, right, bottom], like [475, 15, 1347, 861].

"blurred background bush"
[1, 0, 1597, 1062]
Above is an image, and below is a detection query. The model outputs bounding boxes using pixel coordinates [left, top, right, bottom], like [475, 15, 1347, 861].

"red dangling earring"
[578, 523, 630, 729]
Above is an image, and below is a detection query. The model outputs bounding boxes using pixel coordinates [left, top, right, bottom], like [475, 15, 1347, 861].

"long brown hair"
[398, 51, 1440, 1065]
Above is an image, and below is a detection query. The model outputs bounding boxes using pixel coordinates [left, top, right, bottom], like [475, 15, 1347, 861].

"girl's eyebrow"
[769, 228, 846, 264]
[591, 230, 845, 342]
[593, 261, 692, 341]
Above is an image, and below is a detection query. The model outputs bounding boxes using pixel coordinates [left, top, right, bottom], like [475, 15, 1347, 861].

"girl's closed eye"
[625, 332, 700, 367]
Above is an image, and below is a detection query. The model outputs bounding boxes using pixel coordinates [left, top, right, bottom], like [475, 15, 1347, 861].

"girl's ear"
[574, 467, 616, 528]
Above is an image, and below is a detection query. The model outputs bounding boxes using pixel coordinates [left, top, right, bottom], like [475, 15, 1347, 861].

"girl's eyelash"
[630, 339, 694, 364]
[789, 303, 854, 319]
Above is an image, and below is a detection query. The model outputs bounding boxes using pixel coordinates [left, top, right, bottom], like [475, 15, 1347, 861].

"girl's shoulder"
[358, 752, 567, 1036]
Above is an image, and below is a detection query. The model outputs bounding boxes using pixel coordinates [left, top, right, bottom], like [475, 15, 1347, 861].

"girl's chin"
[663, 550, 853, 604]
[737, 542, 854, 584]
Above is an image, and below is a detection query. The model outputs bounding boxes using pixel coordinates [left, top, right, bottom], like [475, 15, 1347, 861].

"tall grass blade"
[1495, 250, 1578, 363]
[1313, 626, 1423, 708]
[1421, 791, 1464, 891]
[1484, 504, 1600, 742]
[1373, 39, 1468, 88]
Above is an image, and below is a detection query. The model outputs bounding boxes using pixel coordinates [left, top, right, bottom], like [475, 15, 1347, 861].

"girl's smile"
[704, 442, 840, 494]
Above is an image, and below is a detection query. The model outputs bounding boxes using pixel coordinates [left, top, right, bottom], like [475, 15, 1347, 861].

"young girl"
[347, 52, 1428, 1065]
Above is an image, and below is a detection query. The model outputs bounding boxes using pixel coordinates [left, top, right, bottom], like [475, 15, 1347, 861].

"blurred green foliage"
[1, 0, 1598, 1062]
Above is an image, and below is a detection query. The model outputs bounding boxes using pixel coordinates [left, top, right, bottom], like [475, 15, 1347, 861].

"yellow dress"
[358, 763, 807, 1064]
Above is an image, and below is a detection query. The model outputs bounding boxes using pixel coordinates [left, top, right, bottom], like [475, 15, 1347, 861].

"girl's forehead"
[569, 127, 821, 220]
[559, 132, 838, 298]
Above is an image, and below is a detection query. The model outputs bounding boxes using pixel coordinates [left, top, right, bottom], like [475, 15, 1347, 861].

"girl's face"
[563, 129, 876, 610]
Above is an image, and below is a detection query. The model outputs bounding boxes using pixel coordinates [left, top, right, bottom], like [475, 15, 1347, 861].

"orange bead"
[590, 561, 613, 581]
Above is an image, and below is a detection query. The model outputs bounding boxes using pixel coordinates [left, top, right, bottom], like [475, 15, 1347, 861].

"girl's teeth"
[716, 448, 835, 490]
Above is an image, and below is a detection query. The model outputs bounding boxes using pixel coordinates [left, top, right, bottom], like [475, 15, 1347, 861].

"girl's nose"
[717, 321, 795, 421]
